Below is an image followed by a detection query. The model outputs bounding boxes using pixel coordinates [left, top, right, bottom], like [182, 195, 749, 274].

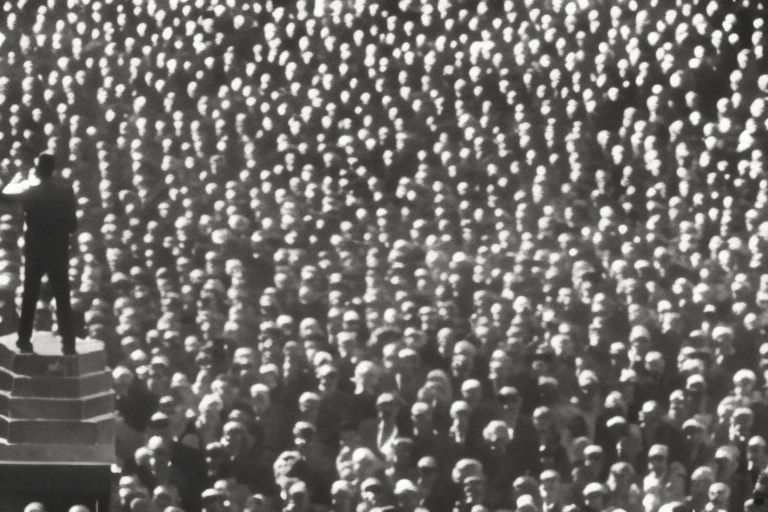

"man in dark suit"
[0, 152, 77, 354]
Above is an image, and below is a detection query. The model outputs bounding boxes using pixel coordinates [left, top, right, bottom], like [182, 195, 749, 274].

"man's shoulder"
[51, 178, 74, 192]
[27, 179, 72, 195]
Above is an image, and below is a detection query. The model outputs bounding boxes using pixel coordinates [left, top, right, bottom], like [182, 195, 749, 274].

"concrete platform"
[0, 369, 112, 399]
[0, 335, 106, 377]
[0, 389, 114, 420]
[0, 438, 115, 463]
[0, 412, 115, 444]
[0, 331, 115, 464]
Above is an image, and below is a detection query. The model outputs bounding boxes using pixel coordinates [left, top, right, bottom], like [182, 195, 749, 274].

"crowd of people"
[2, 0, 768, 510]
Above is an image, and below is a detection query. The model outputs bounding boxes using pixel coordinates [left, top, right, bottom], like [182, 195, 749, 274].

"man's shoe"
[16, 340, 34, 354]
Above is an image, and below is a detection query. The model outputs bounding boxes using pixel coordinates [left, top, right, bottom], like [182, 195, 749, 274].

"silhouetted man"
[0, 153, 77, 354]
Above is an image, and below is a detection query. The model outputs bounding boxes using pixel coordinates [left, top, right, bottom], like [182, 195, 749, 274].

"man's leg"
[17, 256, 43, 351]
[50, 255, 75, 354]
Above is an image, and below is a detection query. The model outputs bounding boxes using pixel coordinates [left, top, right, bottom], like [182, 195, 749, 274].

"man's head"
[37, 153, 55, 179]
[648, 444, 669, 473]
[708, 482, 731, 508]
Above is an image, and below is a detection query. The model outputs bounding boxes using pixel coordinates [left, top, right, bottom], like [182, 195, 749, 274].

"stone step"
[0, 349, 107, 378]
[0, 440, 115, 464]
[0, 368, 112, 399]
[0, 332, 107, 378]
[0, 413, 115, 445]
[0, 389, 114, 421]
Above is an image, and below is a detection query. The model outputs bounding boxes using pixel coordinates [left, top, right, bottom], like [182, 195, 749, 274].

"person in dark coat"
[0, 152, 77, 354]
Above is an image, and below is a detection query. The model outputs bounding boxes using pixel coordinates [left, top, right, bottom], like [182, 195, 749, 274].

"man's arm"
[0, 184, 26, 205]
[0, 170, 32, 205]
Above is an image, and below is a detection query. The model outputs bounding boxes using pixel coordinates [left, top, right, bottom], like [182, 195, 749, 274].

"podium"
[0, 332, 115, 511]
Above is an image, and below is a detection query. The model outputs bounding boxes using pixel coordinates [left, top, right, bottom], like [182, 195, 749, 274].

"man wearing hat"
[0, 152, 77, 354]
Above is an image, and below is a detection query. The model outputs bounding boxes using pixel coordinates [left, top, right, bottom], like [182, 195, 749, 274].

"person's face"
[361, 485, 384, 505]
[556, 288, 573, 308]
[437, 331, 454, 356]
[660, 312, 681, 333]
[222, 426, 245, 453]
[419, 308, 438, 330]
[154, 491, 175, 510]
[690, 475, 712, 496]
[404, 331, 426, 351]
[580, 379, 598, 397]
[463, 479, 484, 504]
[541, 474, 559, 495]
[533, 412, 552, 433]
[393, 442, 412, 464]
[251, 391, 270, 415]
[735, 378, 754, 395]
[639, 405, 660, 428]
[709, 485, 729, 506]
[377, 401, 397, 421]
[732, 414, 753, 438]
[318, 372, 338, 393]
[411, 407, 432, 431]
[684, 428, 703, 446]
[452, 354, 471, 377]
[286, 487, 310, 512]
[331, 488, 352, 509]
[417, 464, 437, 485]
[396, 491, 419, 511]
[294, 432, 313, 455]
[299, 398, 319, 418]
[648, 453, 667, 473]
[611, 467, 632, 489]
[748, 443, 767, 465]
[202, 400, 222, 421]
[498, 391, 521, 412]
[584, 493, 604, 510]
[585, 451, 603, 471]
[212, 380, 234, 402]
[149, 448, 171, 473]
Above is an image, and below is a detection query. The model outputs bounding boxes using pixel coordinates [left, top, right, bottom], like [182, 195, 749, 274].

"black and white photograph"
[0, 0, 767, 511]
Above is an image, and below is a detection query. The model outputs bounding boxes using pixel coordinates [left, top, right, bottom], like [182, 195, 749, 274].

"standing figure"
[0, 153, 77, 354]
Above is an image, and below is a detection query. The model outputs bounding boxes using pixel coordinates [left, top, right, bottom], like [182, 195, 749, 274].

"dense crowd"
[3, 0, 768, 510]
